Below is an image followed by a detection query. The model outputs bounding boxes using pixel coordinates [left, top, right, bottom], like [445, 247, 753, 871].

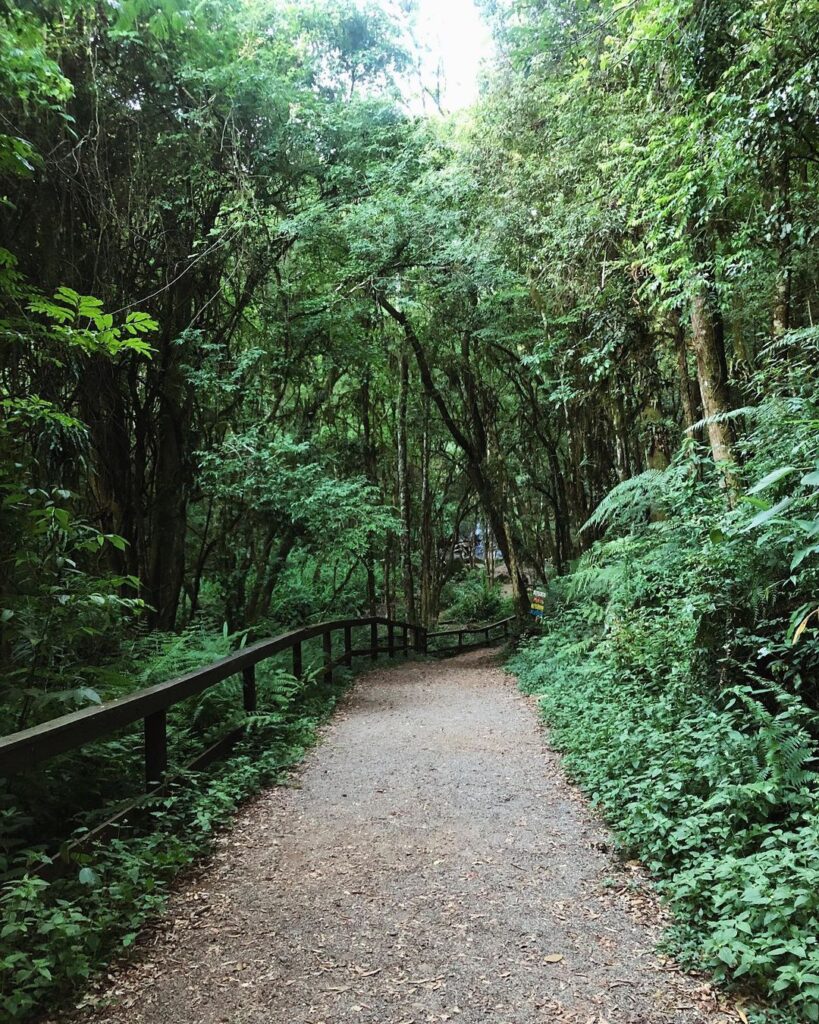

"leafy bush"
[439, 568, 511, 624]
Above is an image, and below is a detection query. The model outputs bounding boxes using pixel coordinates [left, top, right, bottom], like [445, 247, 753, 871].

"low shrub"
[439, 567, 512, 624]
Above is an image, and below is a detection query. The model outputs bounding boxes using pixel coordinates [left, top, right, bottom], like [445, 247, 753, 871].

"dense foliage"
[1, 631, 354, 1018]
[511, 336, 819, 1021]
[2, 0, 819, 1018]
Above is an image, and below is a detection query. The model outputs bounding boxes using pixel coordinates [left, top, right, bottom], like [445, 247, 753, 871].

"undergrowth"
[0, 628, 355, 1020]
[510, 412, 819, 1022]
[439, 567, 512, 625]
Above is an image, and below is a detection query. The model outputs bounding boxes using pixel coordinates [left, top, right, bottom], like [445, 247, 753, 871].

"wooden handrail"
[0, 613, 514, 879]
[426, 616, 515, 640]
[425, 616, 515, 655]
[0, 614, 514, 783]
[0, 616, 418, 782]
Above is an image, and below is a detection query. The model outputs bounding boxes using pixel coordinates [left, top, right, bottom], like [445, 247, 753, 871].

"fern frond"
[686, 406, 757, 434]
[581, 470, 667, 535]
[759, 326, 819, 359]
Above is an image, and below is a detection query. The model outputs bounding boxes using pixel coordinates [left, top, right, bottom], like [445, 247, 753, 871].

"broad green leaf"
[742, 497, 794, 532]
[747, 466, 798, 494]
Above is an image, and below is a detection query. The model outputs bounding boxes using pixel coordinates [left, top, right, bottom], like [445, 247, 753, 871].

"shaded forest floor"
[54, 652, 744, 1024]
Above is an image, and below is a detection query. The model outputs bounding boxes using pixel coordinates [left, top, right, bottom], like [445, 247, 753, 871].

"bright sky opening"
[413, 0, 494, 111]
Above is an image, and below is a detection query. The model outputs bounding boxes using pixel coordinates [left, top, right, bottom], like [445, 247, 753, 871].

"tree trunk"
[419, 396, 435, 626]
[672, 311, 698, 430]
[396, 351, 416, 623]
[146, 358, 188, 631]
[360, 375, 380, 619]
[772, 154, 792, 338]
[611, 399, 631, 483]
[383, 542, 395, 619]
[690, 285, 737, 488]
[466, 465, 527, 614]
[567, 419, 589, 526]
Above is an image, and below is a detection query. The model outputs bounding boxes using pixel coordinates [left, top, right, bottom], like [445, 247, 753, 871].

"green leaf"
[742, 497, 794, 533]
[78, 867, 100, 887]
[75, 686, 102, 706]
[747, 466, 798, 495]
[791, 543, 819, 571]
[54, 285, 80, 307]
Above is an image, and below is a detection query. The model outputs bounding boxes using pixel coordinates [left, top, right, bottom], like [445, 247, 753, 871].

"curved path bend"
[69, 651, 738, 1024]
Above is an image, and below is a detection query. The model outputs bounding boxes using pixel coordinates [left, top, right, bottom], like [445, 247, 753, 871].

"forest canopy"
[4, 0, 817, 667]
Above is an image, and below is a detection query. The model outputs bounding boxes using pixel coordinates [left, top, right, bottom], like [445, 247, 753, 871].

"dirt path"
[69, 652, 738, 1024]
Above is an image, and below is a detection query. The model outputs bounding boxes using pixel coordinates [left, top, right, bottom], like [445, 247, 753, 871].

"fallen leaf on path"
[543, 954, 564, 964]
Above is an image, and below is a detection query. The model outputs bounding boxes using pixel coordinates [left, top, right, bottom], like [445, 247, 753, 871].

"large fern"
[582, 469, 668, 536]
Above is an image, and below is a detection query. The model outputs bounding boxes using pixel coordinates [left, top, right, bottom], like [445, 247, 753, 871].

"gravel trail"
[68, 651, 739, 1024]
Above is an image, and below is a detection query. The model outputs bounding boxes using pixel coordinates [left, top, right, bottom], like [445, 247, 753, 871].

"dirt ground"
[60, 651, 746, 1024]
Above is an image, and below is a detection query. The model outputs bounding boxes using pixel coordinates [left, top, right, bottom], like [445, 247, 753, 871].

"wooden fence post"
[401, 624, 408, 656]
[242, 665, 257, 713]
[323, 630, 333, 684]
[293, 641, 303, 680]
[144, 710, 167, 791]
[388, 620, 395, 658]
[370, 621, 378, 659]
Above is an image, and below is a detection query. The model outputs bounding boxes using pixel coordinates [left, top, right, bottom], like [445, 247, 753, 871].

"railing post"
[344, 624, 353, 668]
[293, 641, 302, 680]
[402, 624, 409, 656]
[415, 625, 427, 655]
[323, 629, 333, 684]
[484, 627, 490, 644]
[370, 620, 378, 659]
[504, 619, 509, 639]
[458, 630, 463, 652]
[388, 620, 395, 658]
[242, 665, 257, 713]
[144, 710, 167, 791]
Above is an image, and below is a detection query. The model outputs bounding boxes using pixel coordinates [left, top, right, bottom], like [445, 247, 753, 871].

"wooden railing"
[0, 615, 516, 785]
[0, 617, 422, 787]
[426, 616, 515, 655]
[0, 613, 512, 877]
